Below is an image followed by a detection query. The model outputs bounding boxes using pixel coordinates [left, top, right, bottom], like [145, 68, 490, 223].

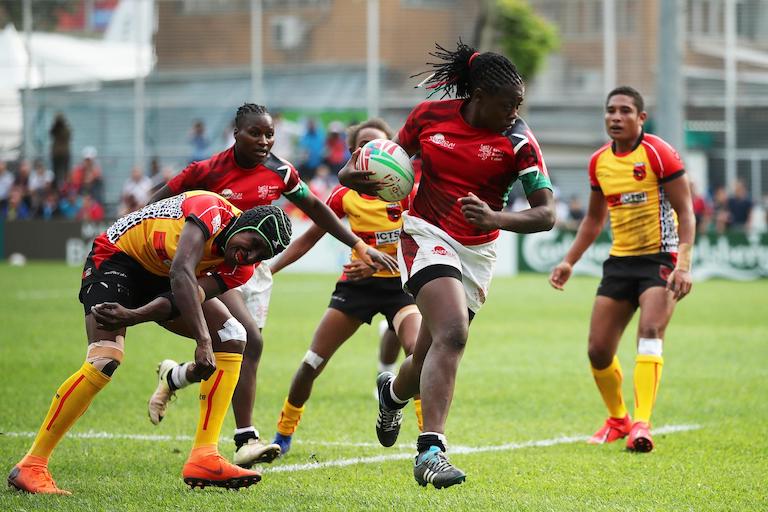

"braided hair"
[414, 40, 524, 99]
[235, 103, 270, 128]
[226, 205, 292, 259]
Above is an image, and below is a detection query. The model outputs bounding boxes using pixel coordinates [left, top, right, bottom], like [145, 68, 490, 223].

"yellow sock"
[28, 362, 110, 460]
[591, 356, 628, 419]
[633, 354, 664, 423]
[414, 398, 423, 432]
[276, 398, 305, 436]
[192, 352, 242, 449]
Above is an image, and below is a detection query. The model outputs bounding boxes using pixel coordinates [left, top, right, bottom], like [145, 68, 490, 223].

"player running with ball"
[339, 41, 555, 488]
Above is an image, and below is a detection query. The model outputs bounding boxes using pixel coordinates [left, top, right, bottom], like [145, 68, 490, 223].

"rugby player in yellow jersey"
[268, 119, 423, 455]
[8, 192, 292, 494]
[549, 86, 695, 452]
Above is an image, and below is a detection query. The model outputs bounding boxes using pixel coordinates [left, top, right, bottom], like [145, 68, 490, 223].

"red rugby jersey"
[167, 147, 307, 210]
[397, 99, 551, 245]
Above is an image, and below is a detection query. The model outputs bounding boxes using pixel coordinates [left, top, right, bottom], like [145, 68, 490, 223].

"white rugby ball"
[355, 139, 415, 202]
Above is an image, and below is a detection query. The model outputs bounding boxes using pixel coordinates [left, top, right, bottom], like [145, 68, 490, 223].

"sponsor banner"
[518, 230, 768, 280]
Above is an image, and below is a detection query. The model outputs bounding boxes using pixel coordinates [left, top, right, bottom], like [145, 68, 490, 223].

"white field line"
[2, 424, 701, 474]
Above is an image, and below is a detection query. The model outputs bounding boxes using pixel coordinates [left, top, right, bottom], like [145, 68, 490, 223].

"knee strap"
[393, 304, 420, 334]
[86, 336, 125, 375]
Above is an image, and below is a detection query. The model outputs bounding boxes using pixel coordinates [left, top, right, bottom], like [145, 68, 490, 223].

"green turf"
[0, 263, 766, 511]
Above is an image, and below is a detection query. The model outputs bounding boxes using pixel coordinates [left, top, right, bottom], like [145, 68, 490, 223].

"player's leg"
[274, 308, 363, 455]
[377, 324, 401, 375]
[391, 304, 423, 431]
[217, 288, 281, 467]
[181, 298, 262, 489]
[627, 283, 676, 452]
[9, 281, 127, 495]
[586, 295, 636, 444]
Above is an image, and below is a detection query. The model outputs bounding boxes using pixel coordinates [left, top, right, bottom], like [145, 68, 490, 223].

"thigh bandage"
[217, 317, 247, 343]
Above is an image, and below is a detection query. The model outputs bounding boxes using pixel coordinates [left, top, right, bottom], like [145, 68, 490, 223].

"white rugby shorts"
[235, 263, 273, 328]
[397, 213, 496, 313]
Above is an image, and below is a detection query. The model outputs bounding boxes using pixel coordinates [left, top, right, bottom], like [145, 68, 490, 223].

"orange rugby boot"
[626, 421, 654, 452]
[182, 446, 262, 490]
[587, 414, 632, 445]
[7, 456, 72, 495]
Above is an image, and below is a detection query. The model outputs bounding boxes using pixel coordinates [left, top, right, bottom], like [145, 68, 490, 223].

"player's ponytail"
[414, 40, 524, 99]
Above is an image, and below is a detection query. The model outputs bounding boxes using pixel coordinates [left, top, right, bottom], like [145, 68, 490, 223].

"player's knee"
[241, 323, 264, 362]
[86, 337, 125, 377]
[217, 317, 247, 353]
[436, 322, 468, 351]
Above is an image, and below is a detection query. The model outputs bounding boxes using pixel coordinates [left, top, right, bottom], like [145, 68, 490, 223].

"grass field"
[0, 263, 766, 511]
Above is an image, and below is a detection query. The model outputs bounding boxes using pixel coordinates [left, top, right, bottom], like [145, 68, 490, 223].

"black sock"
[380, 377, 407, 410]
[233, 430, 257, 449]
[417, 433, 446, 453]
[165, 371, 178, 392]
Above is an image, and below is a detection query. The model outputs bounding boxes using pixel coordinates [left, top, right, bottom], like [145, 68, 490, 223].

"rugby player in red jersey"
[8, 194, 292, 494]
[144, 104, 397, 468]
[339, 41, 556, 488]
[549, 86, 695, 452]
[268, 119, 424, 456]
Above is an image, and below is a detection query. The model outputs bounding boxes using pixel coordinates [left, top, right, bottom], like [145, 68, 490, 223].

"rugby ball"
[355, 139, 415, 202]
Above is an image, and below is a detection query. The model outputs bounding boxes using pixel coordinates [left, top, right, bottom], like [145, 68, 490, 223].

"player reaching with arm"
[8, 193, 292, 494]
[145, 104, 396, 467]
[338, 41, 555, 488]
[548, 86, 695, 452]
[268, 119, 424, 456]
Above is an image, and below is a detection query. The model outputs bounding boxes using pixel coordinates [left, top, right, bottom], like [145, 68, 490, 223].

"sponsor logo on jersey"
[428, 133, 455, 149]
[386, 203, 403, 222]
[375, 229, 401, 246]
[257, 185, 281, 200]
[220, 188, 243, 200]
[211, 214, 221, 233]
[432, 245, 449, 256]
[478, 144, 504, 161]
[633, 162, 647, 181]
[606, 191, 648, 207]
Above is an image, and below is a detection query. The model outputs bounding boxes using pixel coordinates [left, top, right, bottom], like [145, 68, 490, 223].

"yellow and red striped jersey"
[91, 191, 253, 289]
[589, 133, 685, 256]
[326, 185, 410, 278]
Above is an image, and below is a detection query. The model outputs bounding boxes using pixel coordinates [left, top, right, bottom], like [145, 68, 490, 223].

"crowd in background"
[0, 112, 764, 235]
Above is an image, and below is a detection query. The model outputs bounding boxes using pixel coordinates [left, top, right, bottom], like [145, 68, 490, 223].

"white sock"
[378, 362, 397, 374]
[170, 362, 192, 390]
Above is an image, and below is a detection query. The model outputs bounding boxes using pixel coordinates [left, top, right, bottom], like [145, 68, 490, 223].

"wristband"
[676, 243, 693, 272]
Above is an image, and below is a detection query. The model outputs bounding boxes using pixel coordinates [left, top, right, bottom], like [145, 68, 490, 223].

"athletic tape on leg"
[638, 338, 663, 356]
[218, 317, 247, 343]
[86, 336, 125, 371]
[393, 304, 420, 334]
[303, 350, 324, 370]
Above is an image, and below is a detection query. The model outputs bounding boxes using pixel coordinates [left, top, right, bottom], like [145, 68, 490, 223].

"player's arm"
[548, 190, 608, 290]
[663, 173, 695, 300]
[459, 188, 556, 234]
[270, 223, 326, 274]
[289, 192, 398, 273]
[169, 222, 216, 380]
[147, 184, 175, 205]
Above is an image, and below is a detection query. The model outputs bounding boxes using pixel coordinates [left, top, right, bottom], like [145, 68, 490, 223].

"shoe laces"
[25, 464, 57, 487]
[379, 406, 402, 431]
[425, 451, 454, 473]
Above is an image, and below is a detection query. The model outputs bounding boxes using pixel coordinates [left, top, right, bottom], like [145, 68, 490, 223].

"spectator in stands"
[80, 165, 105, 205]
[14, 160, 32, 200]
[712, 186, 730, 234]
[0, 160, 14, 210]
[324, 122, 350, 175]
[29, 158, 55, 208]
[76, 193, 104, 222]
[560, 195, 586, 231]
[36, 187, 61, 220]
[58, 188, 82, 220]
[188, 120, 211, 163]
[308, 163, 338, 201]
[2, 186, 31, 220]
[120, 167, 153, 215]
[69, 147, 103, 194]
[272, 111, 301, 162]
[727, 179, 753, 233]
[689, 181, 711, 234]
[50, 113, 71, 186]
[298, 118, 325, 179]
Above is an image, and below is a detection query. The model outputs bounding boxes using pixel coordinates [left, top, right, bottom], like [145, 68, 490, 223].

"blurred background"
[0, 0, 766, 278]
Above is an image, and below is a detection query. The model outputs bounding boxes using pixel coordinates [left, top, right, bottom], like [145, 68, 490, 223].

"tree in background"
[474, 0, 559, 82]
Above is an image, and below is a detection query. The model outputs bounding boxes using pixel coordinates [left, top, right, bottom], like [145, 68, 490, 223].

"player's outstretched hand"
[343, 259, 376, 281]
[548, 261, 573, 290]
[666, 268, 692, 301]
[459, 192, 499, 230]
[365, 247, 398, 274]
[193, 342, 216, 381]
[338, 148, 383, 196]
[91, 302, 138, 330]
